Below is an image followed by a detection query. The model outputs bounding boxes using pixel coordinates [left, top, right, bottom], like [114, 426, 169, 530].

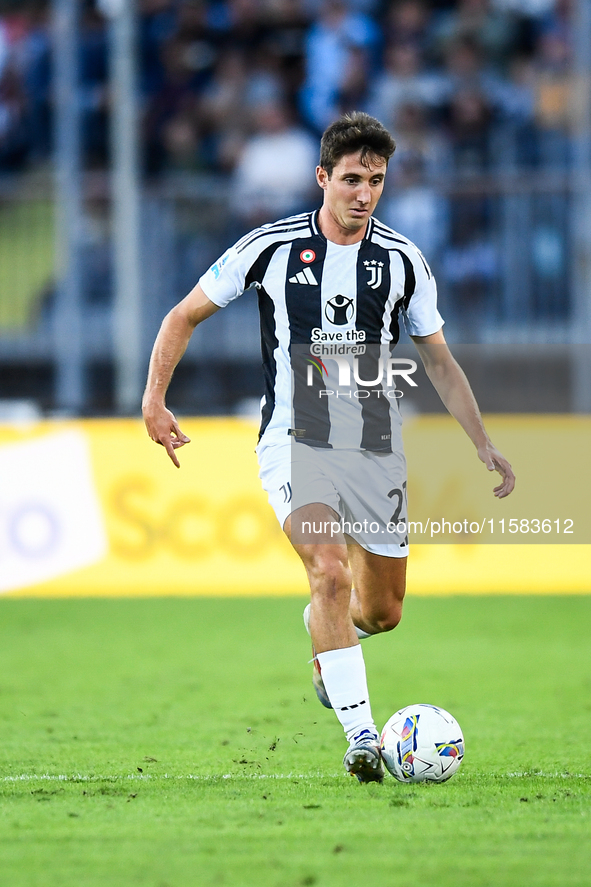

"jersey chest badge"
[363, 259, 384, 290]
[325, 294, 355, 325]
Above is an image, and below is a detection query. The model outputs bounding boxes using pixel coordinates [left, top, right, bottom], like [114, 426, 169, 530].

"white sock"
[303, 603, 373, 640]
[316, 645, 378, 743]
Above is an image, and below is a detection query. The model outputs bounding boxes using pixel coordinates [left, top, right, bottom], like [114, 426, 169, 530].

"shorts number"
[387, 481, 407, 524]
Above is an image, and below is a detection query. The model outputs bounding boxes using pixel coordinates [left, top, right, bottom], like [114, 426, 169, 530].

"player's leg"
[285, 503, 357, 653]
[302, 545, 406, 640]
[257, 442, 382, 781]
[285, 505, 384, 783]
[347, 541, 407, 637]
[325, 446, 408, 638]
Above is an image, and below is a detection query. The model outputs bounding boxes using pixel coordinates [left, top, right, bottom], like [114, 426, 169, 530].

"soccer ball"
[380, 704, 465, 783]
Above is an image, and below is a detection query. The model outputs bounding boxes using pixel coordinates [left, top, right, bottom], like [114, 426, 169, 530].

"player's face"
[316, 151, 387, 238]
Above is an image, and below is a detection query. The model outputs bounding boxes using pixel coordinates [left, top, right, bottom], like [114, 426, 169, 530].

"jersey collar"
[312, 209, 375, 244]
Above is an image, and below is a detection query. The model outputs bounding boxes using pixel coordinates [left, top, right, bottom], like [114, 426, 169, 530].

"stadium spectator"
[439, 36, 510, 112]
[0, 60, 29, 170]
[0, 2, 52, 170]
[429, 0, 522, 71]
[78, 8, 109, 168]
[1, 0, 585, 392]
[381, 98, 449, 263]
[198, 48, 252, 170]
[0, 18, 7, 81]
[230, 99, 317, 226]
[18, 2, 51, 162]
[444, 86, 495, 172]
[0, 0, 582, 299]
[299, 0, 379, 132]
[139, 0, 178, 98]
[143, 28, 214, 174]
[535, 0, 572, 44]
[383, 147, 449, 259]
[335, 43, 372, 116]
[381, 0, 432, 55]
[532, 29, 572, 129]
[367, 42, 447, 133]
[242, 44, 287, 109]
[0, 0, 577, 179]
[388, 100, 449, 179]
[213, 0, 267, 48]
[161, 107, 207, 172]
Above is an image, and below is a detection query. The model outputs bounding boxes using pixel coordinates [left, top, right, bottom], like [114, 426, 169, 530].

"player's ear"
[316, 166, 329, 190]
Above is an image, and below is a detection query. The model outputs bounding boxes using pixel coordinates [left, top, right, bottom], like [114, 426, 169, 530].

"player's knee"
[367, 602, 403, 634]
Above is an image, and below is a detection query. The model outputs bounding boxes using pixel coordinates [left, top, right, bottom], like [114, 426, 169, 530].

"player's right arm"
[142, 283, 219, 467]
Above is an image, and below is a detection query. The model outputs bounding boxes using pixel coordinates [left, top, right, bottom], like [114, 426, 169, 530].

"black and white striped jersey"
[199, 209, 443, 451]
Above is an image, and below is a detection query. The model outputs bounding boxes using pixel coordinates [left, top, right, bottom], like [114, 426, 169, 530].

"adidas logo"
[289, 267, 318, 285]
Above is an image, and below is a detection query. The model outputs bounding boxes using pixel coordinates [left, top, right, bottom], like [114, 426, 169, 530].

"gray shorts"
[257, 438, 408, 557]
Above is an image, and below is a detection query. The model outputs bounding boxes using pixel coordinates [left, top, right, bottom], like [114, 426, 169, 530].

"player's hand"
[477, 443, 515, 498]
[142, 401, 190, 468]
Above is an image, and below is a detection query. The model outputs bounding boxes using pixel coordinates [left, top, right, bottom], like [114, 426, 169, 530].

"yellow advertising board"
[0, 416, 589, 597]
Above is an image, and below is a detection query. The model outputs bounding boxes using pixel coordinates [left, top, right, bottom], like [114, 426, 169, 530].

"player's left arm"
[411, 328, 515, 498]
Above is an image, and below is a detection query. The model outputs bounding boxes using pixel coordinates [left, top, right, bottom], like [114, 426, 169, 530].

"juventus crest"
[364, 259, 384, 290]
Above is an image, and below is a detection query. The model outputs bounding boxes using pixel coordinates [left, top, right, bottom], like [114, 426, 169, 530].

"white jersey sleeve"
[198, 244, 250, 308]
[401, 246, 444, 338]
[198, 211, 314, 307]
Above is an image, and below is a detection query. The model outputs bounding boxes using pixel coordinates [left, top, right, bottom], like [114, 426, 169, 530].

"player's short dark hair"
[319, 112, 396, 177]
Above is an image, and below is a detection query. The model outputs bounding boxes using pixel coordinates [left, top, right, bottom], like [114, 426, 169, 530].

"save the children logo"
[325, 294, 355, 325]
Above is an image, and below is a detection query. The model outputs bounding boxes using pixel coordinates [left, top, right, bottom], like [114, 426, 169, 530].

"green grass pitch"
[0, 594, 590, 887]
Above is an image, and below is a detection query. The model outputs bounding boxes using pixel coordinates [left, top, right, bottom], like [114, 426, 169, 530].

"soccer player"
[142, 112, 515, 784]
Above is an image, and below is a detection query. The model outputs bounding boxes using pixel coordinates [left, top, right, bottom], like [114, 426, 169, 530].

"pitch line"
[1, 773, 343, 783]
[1, 771, 589, 784]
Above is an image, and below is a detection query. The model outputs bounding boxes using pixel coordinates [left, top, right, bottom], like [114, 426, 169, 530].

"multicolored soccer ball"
[380, 704, 465, 783]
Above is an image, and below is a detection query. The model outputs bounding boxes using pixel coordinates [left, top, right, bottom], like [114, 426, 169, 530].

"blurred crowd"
[0, 0, 578, 223]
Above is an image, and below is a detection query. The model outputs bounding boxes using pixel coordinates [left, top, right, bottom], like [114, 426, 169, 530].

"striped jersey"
[199, 209, 443, 451]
